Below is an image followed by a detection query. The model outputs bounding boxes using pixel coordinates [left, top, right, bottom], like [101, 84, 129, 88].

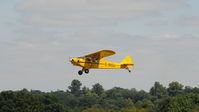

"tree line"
[0, 80, 199, 112]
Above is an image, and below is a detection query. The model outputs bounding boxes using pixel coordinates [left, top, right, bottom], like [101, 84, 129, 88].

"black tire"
[78, 70, 83, 75]
[85, 69, 89, 74]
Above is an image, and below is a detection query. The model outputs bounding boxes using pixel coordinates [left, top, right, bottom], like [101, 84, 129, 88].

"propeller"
[69, 56, 74, 62]
[66, 56, 71, 63]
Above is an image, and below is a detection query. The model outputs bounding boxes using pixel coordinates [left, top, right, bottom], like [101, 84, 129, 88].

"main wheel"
[78, 70, 83, 75]
[85, 69, 89, 74]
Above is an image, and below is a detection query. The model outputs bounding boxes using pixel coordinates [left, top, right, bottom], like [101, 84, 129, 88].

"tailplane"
[120, 56, 133, 69]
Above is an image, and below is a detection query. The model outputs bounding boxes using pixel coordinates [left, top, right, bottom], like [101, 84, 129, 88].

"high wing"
[83, 50, 116, 60]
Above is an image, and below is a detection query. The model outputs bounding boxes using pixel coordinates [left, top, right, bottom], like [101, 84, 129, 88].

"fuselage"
[70, 57, 130, 69]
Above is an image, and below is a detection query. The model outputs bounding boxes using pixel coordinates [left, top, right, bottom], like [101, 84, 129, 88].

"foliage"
[92, 83, 104, 96]
[155, 93, 199, 112]
[150, 81, 168, 99]
[188, 106, 199, 112]
[68, 79, 82, 96]
[0, 80, 199, 112]
[167, 81, 184, 96]
[0, 89, 65, 112]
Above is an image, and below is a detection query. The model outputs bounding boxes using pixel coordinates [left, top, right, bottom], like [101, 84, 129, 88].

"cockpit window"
[79, 56, 99, 62]
[86, 58, 91, 61]
[79, 57, 85, 59]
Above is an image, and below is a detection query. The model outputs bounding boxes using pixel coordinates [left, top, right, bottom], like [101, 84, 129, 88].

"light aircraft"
[69, 50, 134, 75]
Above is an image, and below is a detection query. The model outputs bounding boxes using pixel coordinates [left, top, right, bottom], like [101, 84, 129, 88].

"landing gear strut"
[126, 68, 131, 73]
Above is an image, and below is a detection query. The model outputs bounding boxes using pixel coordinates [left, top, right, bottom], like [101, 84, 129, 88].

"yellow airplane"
[69, 50, 134, 75]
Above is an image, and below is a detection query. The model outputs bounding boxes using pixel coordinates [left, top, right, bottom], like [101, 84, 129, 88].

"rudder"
[121, 56, 133, 68]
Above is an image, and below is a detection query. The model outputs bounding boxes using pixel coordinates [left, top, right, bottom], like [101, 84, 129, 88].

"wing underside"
[82, 50, 116, 60]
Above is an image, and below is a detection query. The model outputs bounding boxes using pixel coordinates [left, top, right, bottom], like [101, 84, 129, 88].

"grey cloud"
[151, 34, 199, 40]
[176, 16, 199, 27]
[147, 20, 169, 26]
[17, 0, 188, 27]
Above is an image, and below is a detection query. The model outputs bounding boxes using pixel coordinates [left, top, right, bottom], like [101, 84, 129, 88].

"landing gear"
[85, 69, 89, 74]
[78, 68, 89, 75]
[126, 68, 131, 73]
[78, 70, 83, 75]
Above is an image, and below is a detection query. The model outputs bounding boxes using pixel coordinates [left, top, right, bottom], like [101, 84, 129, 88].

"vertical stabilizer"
[121, 56, 133, 68]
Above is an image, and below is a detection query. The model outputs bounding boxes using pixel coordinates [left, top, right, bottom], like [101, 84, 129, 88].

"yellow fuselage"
[70, 58, 131, 69]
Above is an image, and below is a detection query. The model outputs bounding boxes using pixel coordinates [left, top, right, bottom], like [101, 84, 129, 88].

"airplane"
[69, 50, 134, 75]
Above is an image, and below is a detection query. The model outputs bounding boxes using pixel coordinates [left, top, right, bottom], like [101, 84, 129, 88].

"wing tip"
[102, 49, 116, 54]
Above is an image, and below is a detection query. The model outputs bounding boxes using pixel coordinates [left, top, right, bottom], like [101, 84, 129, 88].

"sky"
[0, 0, 199, 92]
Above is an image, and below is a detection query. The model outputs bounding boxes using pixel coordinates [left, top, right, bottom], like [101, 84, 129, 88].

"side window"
[95, 59, 99, 63]
[86, 58, 91, 62]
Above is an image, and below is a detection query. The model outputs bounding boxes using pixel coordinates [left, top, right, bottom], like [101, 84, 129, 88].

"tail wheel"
[78, 70, 83, 75]
[126, 68, 131, 73]
[85, 69, 89, 74]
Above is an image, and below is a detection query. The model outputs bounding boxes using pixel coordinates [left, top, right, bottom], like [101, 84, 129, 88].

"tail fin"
[120, 56, 133, 68]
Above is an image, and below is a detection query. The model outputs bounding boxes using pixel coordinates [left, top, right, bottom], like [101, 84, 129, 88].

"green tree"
[92, 83, 104, 96]
[133, 90, 152, 102]
[1, 80, 199, 112]
[168, 81, 184, 96]
[79, 92, 98, 109]
[82, 104, 113, 112]
[150, 82, 168, 98]
[82, 86, 90, 95]
[120, 107, 137, 112]
[136, 99, 154, 110]
[189, 106, 199, 112]
[68, 79, 82, 96]
[192, 87, 199, 94]
[184, 86, 193, 93]
[0, 89, 65, 112]
[156, 94, 197, 112]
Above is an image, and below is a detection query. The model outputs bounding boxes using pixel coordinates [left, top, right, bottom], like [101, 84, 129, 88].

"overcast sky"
[1, 0, 199, 92]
